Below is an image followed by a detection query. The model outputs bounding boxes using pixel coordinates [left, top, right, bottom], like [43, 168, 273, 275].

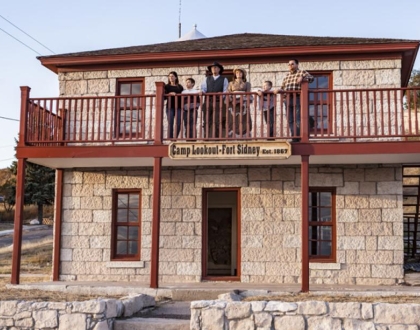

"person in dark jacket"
[165, 71, 184, 139]
[200, 62, 228, 138]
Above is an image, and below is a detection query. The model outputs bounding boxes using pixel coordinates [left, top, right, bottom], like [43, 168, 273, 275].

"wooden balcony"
[17, 83, 420, 168]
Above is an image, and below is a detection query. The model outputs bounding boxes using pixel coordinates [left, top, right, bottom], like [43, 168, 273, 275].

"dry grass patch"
[0, 238, 53, 274]
[0, 222, 14, 231]
[0, 239, 124, 302]
[243, 293, 420, 304]
[0, 278, 122, 302]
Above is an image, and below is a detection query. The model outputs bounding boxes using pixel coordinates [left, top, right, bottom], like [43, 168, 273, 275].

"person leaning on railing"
[199, 61, 229, 138]
[226, 67, 253, 138]
[257, 80, 275, 138]
[181, 78, 200, 139]
[274, 59, 313, 142]
[165, 71, 184, 139]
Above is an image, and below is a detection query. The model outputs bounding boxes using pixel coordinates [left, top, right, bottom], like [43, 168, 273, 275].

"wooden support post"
[150, 157, 162, 288]
[11, 158, 26, 285]
[155, 82, 165, 144]
[301, 155, 310, 292]
[52, 169, 64, 281]
[18, 86, 30, 147]
[300, 81, 309, 143]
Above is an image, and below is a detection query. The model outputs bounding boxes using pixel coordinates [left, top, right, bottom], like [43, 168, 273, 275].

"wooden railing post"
[53, 169, 64, 281]
[19, 86, 31, 147]
[300, 81, 309, 143]
[150, 157, 162, 288]
[154, 82, 165, 144]
[11, 158, 26, 285]
[301, 155, 310, 292]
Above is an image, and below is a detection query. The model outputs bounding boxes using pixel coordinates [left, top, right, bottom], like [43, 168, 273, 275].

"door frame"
[202, 187, 241, 281]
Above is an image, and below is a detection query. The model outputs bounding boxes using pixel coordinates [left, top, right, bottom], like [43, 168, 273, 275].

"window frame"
[308, 72, 333, 135]
[308, 187, 336, 263]
[115, 78, 146, 139]
[111, 189, 142, 261]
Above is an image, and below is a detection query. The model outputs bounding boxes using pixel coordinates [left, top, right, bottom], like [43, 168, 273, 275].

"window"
[309, 73, 332, 134]
[116, 79, 145, 138]
[309, 188, 336, 262]
[111, 189, 141, 260]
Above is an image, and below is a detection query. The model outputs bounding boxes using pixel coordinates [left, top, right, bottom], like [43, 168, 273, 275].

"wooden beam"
[11, 158, 26, 285]
[52, 169, 64, 281]
[18, 87, 30, 148]
[150, 157, 162, 288]
[154, 82, 165, 144]
[301, 155, 310, 292]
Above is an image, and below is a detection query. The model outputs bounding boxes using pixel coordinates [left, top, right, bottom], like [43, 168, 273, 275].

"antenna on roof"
[178, 0, 182, 38]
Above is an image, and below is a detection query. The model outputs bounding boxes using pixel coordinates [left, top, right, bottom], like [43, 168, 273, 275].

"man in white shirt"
[181, 78, 200, 139]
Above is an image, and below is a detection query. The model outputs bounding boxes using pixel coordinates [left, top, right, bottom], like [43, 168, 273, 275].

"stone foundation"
[0, 294, 154, 330]
[191, 299, 420, 330]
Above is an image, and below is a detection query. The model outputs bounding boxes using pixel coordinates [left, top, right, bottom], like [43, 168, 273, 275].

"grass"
[0, 238, 122, 302]
[0, 238, 53, 274]
[0, 278, 122, 302]
[0, 204, 54, 223]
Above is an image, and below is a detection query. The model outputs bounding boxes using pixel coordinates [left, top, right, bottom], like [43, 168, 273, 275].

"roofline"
[39, 42, 420, 85]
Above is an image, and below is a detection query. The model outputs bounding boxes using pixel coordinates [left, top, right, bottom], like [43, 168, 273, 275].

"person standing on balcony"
[227, 67, 253, 137]
[165, 71, 184, 139]
[181, 78, 200, 139]
[274, 59, 313, 142]
[200, 61, 229, 138]
[257, 80, 275, 138]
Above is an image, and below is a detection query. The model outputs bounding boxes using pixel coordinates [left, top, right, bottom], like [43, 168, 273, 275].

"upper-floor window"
[111, 189, 141, 261]
[117, 79, 145, 138]
[309, 187, 336, 262]
[309, 73, 332, 134]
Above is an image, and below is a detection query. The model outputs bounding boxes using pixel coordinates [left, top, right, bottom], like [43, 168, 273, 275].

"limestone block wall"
[56, 59, 402, 141]
[60, 169, 153, 282]
[190, 299, 420, 330]
[59, 164, 403, 285]
[58, 60, 402, 98]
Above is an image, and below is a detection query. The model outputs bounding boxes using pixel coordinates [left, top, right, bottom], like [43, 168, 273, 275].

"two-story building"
[11, 33, 420, 291]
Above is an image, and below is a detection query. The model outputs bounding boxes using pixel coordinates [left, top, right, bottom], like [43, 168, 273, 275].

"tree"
[0, 167, 16, 215]
[0, 178, 16, 213]
[9, 161, 55, 223]
[407, 69, 420, 109]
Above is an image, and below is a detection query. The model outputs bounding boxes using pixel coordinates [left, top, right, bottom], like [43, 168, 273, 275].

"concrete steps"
[114, 300, 191, 330]
[114, 317, 190, 330]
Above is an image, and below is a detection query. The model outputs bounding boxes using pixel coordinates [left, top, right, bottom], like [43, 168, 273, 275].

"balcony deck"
[17, 84, 420, 168]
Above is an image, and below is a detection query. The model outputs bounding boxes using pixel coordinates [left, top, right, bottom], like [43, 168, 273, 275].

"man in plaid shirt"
[275, 59, 313, 142]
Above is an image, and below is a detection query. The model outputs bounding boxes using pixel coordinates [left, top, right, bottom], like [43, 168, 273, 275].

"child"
[257, 81, 275, 138]
[181, 78, 200, 139]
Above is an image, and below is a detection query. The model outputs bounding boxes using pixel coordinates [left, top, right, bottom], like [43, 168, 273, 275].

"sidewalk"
[7, 280, 420, 301]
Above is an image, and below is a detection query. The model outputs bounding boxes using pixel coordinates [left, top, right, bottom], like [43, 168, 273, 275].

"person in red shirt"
[275, 59, 313, 142]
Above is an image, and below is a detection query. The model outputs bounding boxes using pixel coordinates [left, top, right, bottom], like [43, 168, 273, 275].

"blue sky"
[1, 0, 420, 168]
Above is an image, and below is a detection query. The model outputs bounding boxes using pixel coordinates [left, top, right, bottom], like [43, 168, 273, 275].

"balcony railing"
[20, 83, 420, 146]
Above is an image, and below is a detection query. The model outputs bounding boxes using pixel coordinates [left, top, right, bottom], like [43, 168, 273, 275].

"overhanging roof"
[38, 33, 420, 86]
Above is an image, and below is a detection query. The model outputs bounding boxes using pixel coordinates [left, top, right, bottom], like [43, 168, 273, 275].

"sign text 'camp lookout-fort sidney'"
[169, 142, 291, 160]
[8, 31, 420, 293]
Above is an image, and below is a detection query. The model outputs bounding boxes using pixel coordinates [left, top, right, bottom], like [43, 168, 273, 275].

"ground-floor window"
[111, 189, 141, 261]
[309, 187, 336, 262]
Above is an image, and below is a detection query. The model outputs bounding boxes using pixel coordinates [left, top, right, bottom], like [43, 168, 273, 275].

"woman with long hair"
[164, 71, 184, 139]
[227, 67, 253, 137]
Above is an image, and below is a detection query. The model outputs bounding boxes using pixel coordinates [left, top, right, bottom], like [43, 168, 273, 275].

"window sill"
[309, 263, 341, 270]
[106, 261, 145, 268]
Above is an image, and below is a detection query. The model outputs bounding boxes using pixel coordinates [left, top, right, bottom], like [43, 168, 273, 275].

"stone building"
[11, 33, 420, 291]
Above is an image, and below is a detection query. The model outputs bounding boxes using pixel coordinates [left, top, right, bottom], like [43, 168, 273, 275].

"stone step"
[114, 317, 190, 330]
